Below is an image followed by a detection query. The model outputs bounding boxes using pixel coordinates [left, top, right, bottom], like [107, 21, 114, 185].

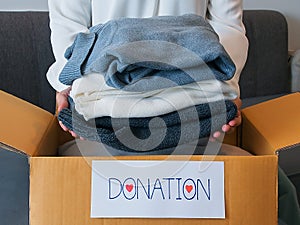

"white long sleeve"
[47, 0, 92, 92]
[207, 0, 249, 96]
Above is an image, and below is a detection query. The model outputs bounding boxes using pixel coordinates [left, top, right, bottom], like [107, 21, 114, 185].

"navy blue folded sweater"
[58, 98, 237, 152]
[59, 14, 236, 92]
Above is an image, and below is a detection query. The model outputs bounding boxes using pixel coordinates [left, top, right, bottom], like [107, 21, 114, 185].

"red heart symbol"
[185, 185, 193, 193]
[125, 184, 134, 192]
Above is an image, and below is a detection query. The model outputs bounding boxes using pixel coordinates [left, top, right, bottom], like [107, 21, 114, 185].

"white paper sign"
[91, 160, 224, 218]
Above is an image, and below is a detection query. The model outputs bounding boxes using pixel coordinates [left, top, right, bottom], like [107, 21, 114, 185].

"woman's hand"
[56, 87, 71, 112]
[56, 87, 81, 139]
[211, 97, 242, 140]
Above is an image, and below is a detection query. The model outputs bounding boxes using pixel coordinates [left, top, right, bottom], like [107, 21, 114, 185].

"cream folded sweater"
[70, 74, 237, 119]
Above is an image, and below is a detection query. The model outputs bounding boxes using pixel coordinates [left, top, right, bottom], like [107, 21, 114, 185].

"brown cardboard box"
[29, 155, 277, 225]
[241, 92, 300, 155]
[0, 90, 278, 225]
[241, 93, 300, 176]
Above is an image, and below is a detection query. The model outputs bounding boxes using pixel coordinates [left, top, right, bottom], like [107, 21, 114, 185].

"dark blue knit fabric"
[59, 14, 236, 91]
[58, 98, 237, 152]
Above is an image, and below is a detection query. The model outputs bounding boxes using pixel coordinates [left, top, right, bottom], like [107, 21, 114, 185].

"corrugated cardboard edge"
[29, 155, 277, 225]
[0, 141, 29, 157]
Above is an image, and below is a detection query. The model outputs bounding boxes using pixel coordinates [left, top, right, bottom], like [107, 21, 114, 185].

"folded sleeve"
[206, 0, 249, 96]
[46, 0, 92, 92]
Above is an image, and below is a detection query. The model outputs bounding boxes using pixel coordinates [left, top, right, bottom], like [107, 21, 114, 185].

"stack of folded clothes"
[58, 14, 238, 153]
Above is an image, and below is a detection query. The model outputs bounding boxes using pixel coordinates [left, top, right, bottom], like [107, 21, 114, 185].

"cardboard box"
[29, 155, 277, 225]
[241, 93, 300, 176]
[0, 90, 278, 225]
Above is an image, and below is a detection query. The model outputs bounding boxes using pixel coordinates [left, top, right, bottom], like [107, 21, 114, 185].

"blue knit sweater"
[59, 14, 236, 92]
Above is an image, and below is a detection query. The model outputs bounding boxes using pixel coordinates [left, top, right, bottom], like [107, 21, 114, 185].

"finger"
[228, 110, 241, 126]
[229, 115, 242, 127]
[59, 121, 69, 132]
[228, 119, 237, 127]
[222, 123, 237, 134]
[70, 130, 79, 138]
[213, 131, 221, 139]
[222, 124, 231, 132]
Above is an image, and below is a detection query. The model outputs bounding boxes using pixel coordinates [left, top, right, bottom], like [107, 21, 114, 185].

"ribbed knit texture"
[59, 14, 236, 91]
[58, 98, 237, 152]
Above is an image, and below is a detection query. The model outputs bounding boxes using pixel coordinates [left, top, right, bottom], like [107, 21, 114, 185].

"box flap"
[242, 93, 300, 153]
[30, 155, 277, 225]
[0, 90, 58, 156]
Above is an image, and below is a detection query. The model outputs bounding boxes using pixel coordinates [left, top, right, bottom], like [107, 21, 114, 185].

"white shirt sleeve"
[206, 0, 249, 96]
[46, 0, 92, 92]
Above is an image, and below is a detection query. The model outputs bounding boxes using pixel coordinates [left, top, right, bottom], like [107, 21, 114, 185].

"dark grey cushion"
[0, 12, 56, 113]
[240, 10, 290, 100]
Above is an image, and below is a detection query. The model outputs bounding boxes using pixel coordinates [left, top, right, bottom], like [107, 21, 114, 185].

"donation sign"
[91, 160, 225, 218]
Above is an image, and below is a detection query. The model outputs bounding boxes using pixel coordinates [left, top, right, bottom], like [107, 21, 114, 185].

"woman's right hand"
[56, 87, 81, 138]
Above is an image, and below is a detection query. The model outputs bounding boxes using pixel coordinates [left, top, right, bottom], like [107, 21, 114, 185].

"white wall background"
[0, 0, 299, 50]
[0, 0, 48, 11]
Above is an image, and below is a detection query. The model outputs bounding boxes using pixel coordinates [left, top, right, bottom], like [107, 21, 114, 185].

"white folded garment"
[70, 73, 237, 120]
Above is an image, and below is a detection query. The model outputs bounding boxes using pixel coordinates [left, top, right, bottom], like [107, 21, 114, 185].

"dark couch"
[0, 10, 296, 224]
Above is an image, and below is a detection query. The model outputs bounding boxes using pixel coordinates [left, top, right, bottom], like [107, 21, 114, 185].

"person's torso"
[91, 0, 208, 25]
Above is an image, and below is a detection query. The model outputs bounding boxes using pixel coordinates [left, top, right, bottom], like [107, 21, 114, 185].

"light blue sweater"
[59, 14, 236, 92]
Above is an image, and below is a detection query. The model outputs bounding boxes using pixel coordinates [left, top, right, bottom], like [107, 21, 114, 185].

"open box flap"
[0, 90, 59, 156]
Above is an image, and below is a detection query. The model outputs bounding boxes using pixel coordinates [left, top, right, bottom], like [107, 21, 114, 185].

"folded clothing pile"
[58, 97, 237, 152]
[58, 14, 237, 152]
